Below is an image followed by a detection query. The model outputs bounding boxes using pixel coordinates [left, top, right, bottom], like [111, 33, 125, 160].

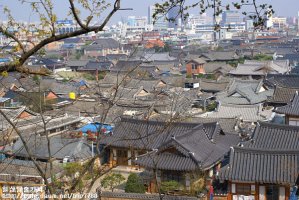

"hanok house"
[276, 92, 299, 126]
[186, 58, 206, 77]
[0, 106, 81, 146]
[3, 89, 72, 111]
[0, 159, 46, 199]
[100, 118, 240, 192]
[219, 122, 299, 200]
[6, 134, 93, 162]
[264, 74, 299, 107]
[216, 79, 273, 105]
[99, 117, 199, 167]
[83, 38, 124, 57]
[229, 60, 290, 80]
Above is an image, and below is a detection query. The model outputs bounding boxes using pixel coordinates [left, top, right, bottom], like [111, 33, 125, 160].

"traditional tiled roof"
[11, 135, 92, 160]
[216, 79, 273, 105]
[91, 38, 120, 49]
[78, 61, 112, 71]
[123, 79, 167, 91]
[219, 147, 299, 184]
[106, 53, 128, 61]
[142, 53, 177, 62]
[203, 62, 234, 74]
[101, 192, 198, 200]
[199, 79, 229, 93]
[135, 151, 199, 171]
[100, 117, 200, 150]
[62, 37, 82, 44]
[39, 79, 78, 94]
[17, 115, 81, 136]
[185, 117, 238, 134]
[276, 92, 299, 116]
[244, 122, 299, 150]
[226, 79, 264, 93]
[229, 60, 290, 76]
[270, 85, 298, 104]
[111, 60, 143, 73]
[200, 51, 239, 62]
[265, 74, 299, 88]
[0, 106, 37, 121]
[201, 104, 273, 122]
[220, 122, 299, 184]
[67, 60, 89, 67]
[186, 58, 206, 64]
[0, 159, 62, 181]
[134, 123, 240, 171]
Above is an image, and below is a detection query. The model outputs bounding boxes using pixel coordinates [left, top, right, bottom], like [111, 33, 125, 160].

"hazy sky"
[0, 0, 299, 24]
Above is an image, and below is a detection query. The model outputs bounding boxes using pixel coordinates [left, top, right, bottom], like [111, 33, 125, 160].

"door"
[259, 186, 266, 200]
[266, 185, 279, 200]
[116, 149, 128, 166]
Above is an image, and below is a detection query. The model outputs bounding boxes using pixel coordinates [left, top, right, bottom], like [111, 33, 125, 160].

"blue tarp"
[290, 186, 298, 200]
[78, 123, 113, 134]
[74, 80, 88, 87]
[0, 58, 10, 63]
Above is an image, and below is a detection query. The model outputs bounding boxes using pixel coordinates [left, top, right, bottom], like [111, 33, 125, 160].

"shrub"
[197, 74, 205, 78]
[160, 180, 181, 193]
[125, 173, 146, 193]
[101, 173, 125, 192]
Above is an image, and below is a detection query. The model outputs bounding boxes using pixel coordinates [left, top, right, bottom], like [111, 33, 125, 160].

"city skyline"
[0, 0, 299, 25]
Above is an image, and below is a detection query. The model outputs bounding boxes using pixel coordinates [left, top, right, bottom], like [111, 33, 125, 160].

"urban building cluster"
[0, 5, 299, 200]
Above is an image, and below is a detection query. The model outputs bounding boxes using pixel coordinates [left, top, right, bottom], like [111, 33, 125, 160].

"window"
[289, 120, 299, 126]
[266, 185, 279, 200]
[236, 184, 251, 194]
[192, 64, 197, 70]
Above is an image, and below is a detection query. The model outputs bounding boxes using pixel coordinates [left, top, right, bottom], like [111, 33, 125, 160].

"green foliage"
[33, 75, 40, 83]
[83, 173, 93, 180]
[1, 71, 8, 77]
[207, 101, 217, 111]
[227, 57, 245, 67]
[101, 173, 125, 192]
[196, 74, 205, 78]
[51, 175, 63, 189]
[75, 52, 82, 60]
[206, 74, 215, 80]
[186, 74, 192, 78]
[160, 180, 181, 193]
[125, 173, 146, 193]
[63, 162, 83, 177]
[62, 78, 69, 83]
[253, 54, 273, 61]
[85, 41, 93, 45]
[83, 73, 96, 80]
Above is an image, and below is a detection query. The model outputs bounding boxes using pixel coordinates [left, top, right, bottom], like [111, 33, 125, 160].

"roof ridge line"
[234, 146, 299, 154]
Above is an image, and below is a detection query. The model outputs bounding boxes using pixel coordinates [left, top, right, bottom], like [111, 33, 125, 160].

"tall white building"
[127, 16, 148, 27]
[148, 5, 168, 31]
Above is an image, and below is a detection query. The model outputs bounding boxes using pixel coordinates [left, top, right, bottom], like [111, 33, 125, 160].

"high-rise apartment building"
[168, 6, 180, 29]
[148, 5, 168, 31]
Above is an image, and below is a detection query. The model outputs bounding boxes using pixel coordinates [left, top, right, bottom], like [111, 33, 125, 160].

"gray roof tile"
[201, 104, 273, 122]
[220, 147, 299, 184]
[276, 92, 299, 116]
